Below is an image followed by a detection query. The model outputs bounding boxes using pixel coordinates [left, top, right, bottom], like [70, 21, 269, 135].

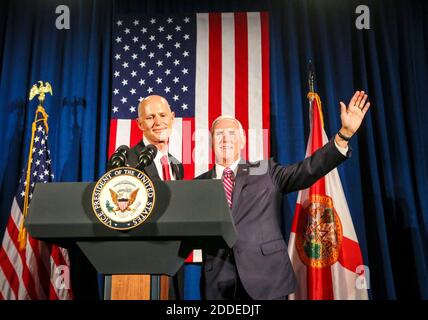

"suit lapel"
[168, 154, 183, 180]
[231, 162, 249, 219]
[138, 140, 182, 181]
[144, 161, 161, 180]
[210, 167, 216, 179]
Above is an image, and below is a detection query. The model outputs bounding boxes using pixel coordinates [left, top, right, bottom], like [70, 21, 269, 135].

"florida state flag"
[288, 93, 368, 300]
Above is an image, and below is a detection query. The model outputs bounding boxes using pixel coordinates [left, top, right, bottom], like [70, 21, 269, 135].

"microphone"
[137, 144, 158, 170]
[108, 145, 130, 170]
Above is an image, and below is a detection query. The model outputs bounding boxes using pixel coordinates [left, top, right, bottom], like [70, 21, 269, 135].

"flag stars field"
[109, 13, 268, 268]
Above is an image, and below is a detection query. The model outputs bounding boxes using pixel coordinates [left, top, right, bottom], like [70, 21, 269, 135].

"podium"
[25, 179, 236, 300]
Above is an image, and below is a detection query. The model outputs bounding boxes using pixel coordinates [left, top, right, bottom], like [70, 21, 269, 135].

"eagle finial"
[29, 81, 53, 106]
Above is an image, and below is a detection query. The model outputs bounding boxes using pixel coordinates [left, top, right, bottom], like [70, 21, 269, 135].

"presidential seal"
[92, 167, 155, 230]
[295, 195, 343, 268]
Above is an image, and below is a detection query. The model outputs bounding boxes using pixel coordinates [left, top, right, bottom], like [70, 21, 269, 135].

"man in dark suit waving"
[197, 91, 371, 300]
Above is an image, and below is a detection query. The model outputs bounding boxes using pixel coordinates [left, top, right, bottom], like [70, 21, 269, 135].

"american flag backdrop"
[0, 107, 73, 300]
[109, 12, 270, 262]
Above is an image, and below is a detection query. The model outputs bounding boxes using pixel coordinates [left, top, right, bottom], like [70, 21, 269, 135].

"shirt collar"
[215, 159, 241, 179]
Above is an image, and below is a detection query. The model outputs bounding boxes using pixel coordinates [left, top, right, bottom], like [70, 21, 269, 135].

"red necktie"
[160, 155, 171, 181]
[222, 167, 234, 208]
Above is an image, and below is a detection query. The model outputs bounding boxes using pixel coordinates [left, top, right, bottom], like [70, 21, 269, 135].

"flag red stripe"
[108, 119, 118, 158]
[338, 236, 364, 272]
[307, 266, 334, 300]
[50, 246, 67, 267]
[260, 12, 270, 158]
[185, 251, 194, 263]
[208, 13, 222, 168]
[234, 12, 249, 160]
[182, 118, 195, 179]
[49, 282, 58, 300]
[290, 203, 302, 233]
[130, 119, 142, 148]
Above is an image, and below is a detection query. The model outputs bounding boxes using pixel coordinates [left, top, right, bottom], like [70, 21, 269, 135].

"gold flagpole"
[17, 81, 52, 250]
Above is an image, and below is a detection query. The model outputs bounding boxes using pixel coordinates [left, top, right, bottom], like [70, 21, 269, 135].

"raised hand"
[339, 90, 371, 138]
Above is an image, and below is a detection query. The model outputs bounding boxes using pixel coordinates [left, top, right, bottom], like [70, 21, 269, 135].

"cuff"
[334, 140, 349, 156]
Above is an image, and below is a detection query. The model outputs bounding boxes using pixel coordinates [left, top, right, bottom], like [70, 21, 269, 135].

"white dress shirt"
[214, 159, 241, 180]
[334, 140, 349, 157]
[143, 137, 175, 180]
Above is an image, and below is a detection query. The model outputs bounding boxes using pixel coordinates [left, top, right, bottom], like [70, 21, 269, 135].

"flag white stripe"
[331, 262, 368, 299]
[221, 13, 235, 117]
[9, 198, 23, 229]
[192, 249, 203, 263]
[58, 248, 72, 299]
[325, 169, 359, 242]
[287, 232, 307, 300]
[295, 188, 310, 206]
[194, 13, 210, 176]
[25, 237, 47, 299]
[169, 118, 183, 161]
[115, 119, 132, 149]
[323, 129, 358, 241]
[50, 258, 60, 299]
[247, 12, 264, 162]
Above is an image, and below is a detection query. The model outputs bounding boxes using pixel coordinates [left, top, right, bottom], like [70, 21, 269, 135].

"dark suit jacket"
[196, 138, 351, 300]
[107, 140, 184, 299]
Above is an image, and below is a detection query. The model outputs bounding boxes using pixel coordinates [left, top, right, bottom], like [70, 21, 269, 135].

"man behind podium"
[197, 91, 371, 300]
[112, 95, 184, 179]
[108, 95, 184, 299]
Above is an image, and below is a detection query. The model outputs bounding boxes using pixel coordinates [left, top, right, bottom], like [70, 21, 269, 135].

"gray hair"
[210, 115, 246, 140]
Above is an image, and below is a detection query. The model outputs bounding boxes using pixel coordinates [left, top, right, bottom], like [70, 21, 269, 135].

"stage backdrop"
[0, 0, 427, 299]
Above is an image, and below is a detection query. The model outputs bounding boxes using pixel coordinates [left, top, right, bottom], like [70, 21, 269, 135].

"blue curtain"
[0, 0, 112, 299]
[0, 0, 427, 300]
